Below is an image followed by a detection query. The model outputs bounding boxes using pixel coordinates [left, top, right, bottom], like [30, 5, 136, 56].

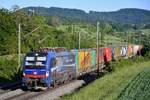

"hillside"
[22, 7, 150, 25]
[0, 8, 126, 56]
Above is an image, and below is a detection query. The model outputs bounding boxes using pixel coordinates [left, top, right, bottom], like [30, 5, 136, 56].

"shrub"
[110, 58, 133, 71]
[144, 51, 150, 59]
[0, 56, 22, 82]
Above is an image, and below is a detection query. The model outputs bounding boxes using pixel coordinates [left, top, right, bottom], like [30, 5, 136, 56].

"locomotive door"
[51, 57, 63, 80]
[51, 58, 57, 80]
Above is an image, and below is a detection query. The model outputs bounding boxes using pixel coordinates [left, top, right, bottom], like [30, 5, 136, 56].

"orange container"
[114, 47, 121, 60]
[128, 45, 133, 57]
[77, 49, 96, 73]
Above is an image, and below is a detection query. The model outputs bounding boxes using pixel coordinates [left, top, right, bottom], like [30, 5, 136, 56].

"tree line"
[1, 7, 150, 55]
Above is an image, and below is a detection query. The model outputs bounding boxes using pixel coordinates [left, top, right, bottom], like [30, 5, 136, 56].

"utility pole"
[97, 22, 100, 75]
[72, 25, 74, 34]
[18, 23, 21, 71]
[126, 31, 128, 45]
[126, 31, 128, 57]
[77, 26, 90, 50]
[79, 32, 81, 50]
[18, 25, 40, 71]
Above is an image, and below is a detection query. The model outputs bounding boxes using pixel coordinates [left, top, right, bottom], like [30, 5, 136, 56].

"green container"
[91, 50, 96, 67]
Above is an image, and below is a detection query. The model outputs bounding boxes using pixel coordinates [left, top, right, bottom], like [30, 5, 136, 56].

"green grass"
[62, 59, 150, 100]
[117, 68, 150, 100]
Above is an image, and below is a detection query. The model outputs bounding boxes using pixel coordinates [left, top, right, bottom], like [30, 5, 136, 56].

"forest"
[1, 6, 150, 55]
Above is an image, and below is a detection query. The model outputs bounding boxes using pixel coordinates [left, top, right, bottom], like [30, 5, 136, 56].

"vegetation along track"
[117, 68, 150, 100]
[0, 81, 21, 95]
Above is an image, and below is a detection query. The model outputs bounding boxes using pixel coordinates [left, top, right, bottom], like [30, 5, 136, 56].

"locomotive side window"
[63, 54, 75, 64]
[51, 58, 57, 68]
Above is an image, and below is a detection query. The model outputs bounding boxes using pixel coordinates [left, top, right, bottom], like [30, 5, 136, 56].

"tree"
[49, 16, 60, 27]
[103, 23, 113, 34]
[0, 9, 16, 55]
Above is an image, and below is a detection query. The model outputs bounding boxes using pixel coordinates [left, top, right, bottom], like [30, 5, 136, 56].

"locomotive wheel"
[52, 81, 58, 88]
[21, 86, 28, 91]
[68, 74, 73, 81]
[63, 79, 68, 84]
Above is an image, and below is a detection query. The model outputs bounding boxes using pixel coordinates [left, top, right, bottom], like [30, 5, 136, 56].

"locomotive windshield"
[24, 52, 47, 69]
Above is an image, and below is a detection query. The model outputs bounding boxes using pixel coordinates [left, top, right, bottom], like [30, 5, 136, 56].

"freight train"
[22, 45, 142, 90]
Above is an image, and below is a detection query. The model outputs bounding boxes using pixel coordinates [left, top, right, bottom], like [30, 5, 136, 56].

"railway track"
[4, 91, 39, 100]
[28, 80, 84, 100]
[0, 81, 21, 94]
[0, 70, 107, 100]
[0, 80, 84, 100]
[0, 89, 25, 100]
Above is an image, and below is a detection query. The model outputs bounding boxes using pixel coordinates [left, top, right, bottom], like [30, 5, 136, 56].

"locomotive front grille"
[26, 78, 46, 89]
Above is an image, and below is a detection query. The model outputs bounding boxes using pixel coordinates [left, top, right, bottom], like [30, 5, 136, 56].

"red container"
[104, 47, 112, 63]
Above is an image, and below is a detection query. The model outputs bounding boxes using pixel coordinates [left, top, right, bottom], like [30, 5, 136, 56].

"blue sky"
[0, 0, 150, 12]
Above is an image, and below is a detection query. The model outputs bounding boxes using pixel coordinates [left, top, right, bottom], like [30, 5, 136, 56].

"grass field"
[62, 60, 150, 100]
[117, 68, 150, 100]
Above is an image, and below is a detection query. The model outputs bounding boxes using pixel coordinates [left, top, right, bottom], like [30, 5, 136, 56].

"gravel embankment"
[0, 80, 84, 100]
[0, 89, 25, 100]
[0, 81, 22, 100]
[30, 80, 85, 100]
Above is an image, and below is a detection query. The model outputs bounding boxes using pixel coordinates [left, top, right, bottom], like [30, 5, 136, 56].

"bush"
[110, 58, 133, 71]
[135, 56, 145, 63]
[110, 56, 146, 71]
[0, 56, 22, 82]
[144, 51, 150, 59]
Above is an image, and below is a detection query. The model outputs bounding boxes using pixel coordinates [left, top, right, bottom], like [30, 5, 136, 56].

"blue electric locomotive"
[22, 50, 76, 90]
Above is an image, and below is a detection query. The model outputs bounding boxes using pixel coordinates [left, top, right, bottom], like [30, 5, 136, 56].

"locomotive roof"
[26, 52, 48, 56]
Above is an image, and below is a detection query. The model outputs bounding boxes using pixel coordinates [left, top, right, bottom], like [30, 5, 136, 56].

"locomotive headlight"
[46, 71, 49, 77]
[33, 71, 37, 75]
[23, 72, 25, 76]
